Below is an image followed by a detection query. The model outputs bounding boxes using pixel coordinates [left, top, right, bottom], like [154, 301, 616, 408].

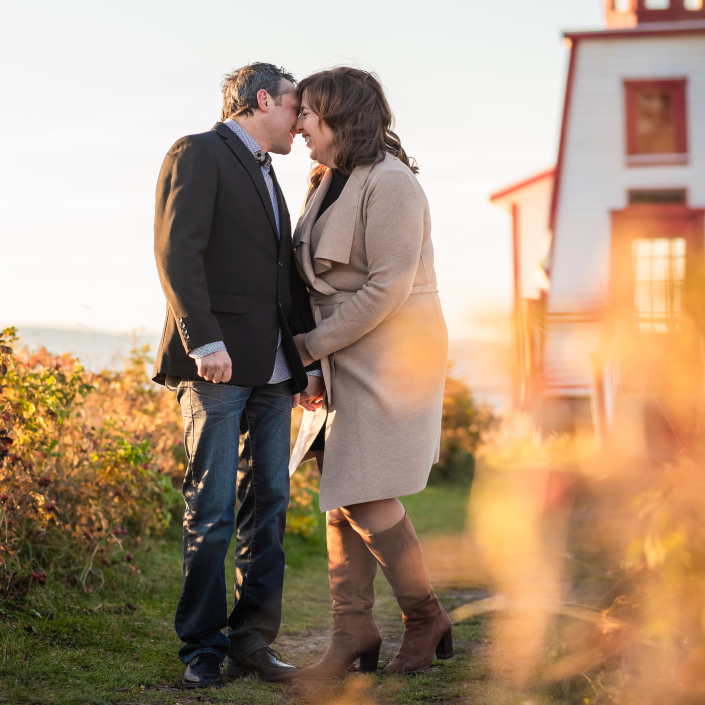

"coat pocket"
[208, 291, 250, 314]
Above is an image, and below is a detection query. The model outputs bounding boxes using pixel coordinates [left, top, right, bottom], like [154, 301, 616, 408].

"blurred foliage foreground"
[453, 417, 705, 705]
[0, 327, 490, 604]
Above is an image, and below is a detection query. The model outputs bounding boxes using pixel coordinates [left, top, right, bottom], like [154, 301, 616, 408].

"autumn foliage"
[0, 328, 181, 599]
[0, 326, 489, 601]
[432, 368, 496, 483]
[0, 327, 322, 600]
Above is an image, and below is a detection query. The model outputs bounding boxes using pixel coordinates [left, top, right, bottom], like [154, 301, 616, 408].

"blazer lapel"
[270, 167, 288, 254]
[212, 122, 279, 241]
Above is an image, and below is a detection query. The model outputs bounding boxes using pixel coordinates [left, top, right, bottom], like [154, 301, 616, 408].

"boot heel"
[435, 628, 454, 660]
[359, 645, 381, 673]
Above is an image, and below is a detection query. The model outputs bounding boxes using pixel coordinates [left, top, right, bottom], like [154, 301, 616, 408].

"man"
[153, 63, 324, 688]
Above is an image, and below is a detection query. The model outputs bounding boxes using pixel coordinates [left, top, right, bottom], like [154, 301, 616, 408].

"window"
[684, 0, 703, 9]
[624, 79, 688, 166]
[632, 237, 686, 333]
[644, 0, 670, 7]
[628, 189, 687, 205]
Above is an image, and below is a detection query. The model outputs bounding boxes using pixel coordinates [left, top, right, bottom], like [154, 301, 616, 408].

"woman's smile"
[296, 97, 336, 168]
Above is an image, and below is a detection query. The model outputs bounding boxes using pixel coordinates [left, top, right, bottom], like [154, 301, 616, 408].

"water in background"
[14, 328, 512, 412]
[15, 327, 161, 374]
[448, 339, 512, 413]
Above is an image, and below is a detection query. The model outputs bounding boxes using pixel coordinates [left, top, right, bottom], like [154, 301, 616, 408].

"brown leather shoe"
[362, 513, 454, 674]
[298, 518, 382, 679]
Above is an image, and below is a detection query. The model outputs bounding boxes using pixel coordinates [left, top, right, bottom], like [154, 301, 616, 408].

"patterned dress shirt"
[189, 119, 321, 383]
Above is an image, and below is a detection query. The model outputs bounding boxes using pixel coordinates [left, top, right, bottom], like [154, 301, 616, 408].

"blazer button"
[278, 262, 283, 268]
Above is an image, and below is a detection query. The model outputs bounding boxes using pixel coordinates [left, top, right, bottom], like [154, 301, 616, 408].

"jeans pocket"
[178, 381, 249, 416]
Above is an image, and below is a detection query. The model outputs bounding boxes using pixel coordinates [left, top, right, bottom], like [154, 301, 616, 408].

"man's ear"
[256, 89, 270, 113]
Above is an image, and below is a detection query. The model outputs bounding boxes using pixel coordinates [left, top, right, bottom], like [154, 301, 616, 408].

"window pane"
[613, 0, 631, 9]
[634, 239, 651, 259]
[632, 237, 686, 333]
[644, 0, 670, 7]
[628, 189, 686, 205]
[651, 283, 668, 314]
[651, 256, 668, 283]
[684, 0, 703, 9]
[637, 90, 676, 154]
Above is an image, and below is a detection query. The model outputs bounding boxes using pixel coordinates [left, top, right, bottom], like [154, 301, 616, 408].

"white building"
[492, 0, 705, 441]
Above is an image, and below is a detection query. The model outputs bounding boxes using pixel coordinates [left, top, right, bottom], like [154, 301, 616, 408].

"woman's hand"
[294, 334, 315, 367]
[299, 375, 325, 411]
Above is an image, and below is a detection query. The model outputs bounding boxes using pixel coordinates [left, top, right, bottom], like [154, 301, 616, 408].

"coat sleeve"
[304, 170, 425, 360]
[154, 136, 223, 352]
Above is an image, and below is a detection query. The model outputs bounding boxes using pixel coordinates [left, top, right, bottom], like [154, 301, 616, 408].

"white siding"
[517, 177, 553, 300]
[492, 174, 554, 300]
[550, 33, 705, 313]
[545, 33, 705, 396]
[542, 319, 601, 394]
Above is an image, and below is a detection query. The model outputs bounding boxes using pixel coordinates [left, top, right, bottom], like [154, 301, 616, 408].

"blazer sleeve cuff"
[173, 312, 225, 354]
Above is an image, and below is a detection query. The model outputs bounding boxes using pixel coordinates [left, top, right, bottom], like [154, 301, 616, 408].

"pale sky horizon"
[1, 0, 604, 344]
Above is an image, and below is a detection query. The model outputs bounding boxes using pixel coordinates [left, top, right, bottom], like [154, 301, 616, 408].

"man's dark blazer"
[153, 121, 312, 393]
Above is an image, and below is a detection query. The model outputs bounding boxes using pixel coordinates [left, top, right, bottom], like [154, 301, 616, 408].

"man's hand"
[195, 349, 232, 383]
[294, 334, 315, 367]
[299, 375, 325, 411]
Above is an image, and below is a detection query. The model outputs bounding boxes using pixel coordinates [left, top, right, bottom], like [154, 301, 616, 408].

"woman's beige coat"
[291, 154, 448, 512]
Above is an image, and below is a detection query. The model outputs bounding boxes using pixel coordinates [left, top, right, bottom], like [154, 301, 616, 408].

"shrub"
[287, 409, 323, 538]
[431, 368, 497, 484]
[0, 327, 489, 600]
[0, 328, 180, 600]
[0, 327, 322, 601]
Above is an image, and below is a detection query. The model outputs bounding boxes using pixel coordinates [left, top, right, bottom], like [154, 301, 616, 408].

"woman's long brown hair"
[297, 67, 418, 189]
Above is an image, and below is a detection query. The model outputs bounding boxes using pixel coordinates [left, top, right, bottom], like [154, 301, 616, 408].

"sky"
[0, 0, 603, 343]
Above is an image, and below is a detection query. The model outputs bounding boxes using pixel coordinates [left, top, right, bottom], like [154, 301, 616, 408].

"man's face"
[265, 81, 300, 155]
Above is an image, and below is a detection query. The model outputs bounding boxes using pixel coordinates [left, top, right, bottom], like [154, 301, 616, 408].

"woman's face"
[297, 96, 336, 169]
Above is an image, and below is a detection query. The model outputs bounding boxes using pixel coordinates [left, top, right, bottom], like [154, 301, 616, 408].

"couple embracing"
[152, 62, 450, 689]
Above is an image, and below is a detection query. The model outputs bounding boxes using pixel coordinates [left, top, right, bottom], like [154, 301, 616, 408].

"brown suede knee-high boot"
[361, 513, 453, 674]
[298, 517, 382, 679]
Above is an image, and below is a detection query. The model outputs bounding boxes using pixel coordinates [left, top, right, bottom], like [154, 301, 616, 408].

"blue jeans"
[174, 380, 292, 664]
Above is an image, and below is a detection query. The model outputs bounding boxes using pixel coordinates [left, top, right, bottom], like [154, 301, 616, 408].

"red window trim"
[624, 78, 688, 166]
[610, 204, 705, 319]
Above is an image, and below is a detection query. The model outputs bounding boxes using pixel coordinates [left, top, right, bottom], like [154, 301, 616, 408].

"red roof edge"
[549, 38, 580, 235]
[489, 167, 556, 202]
[564, 19, 705, 42]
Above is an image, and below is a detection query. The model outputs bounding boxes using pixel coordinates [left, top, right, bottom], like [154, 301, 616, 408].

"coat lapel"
[314, 161, 375, 271]
[212, 122, 279, 241]
[293, 169, 331, 250]
[293, 170, 335, 293]
[292, 159, 378, 295]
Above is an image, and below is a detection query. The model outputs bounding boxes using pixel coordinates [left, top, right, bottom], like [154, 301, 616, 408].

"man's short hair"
[221, 63, 296, 120]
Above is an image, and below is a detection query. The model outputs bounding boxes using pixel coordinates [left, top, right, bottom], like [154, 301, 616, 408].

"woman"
[290, 68, 450, 678]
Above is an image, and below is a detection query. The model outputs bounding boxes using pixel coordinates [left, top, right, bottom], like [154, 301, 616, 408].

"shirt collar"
[223, 118, 268, 164]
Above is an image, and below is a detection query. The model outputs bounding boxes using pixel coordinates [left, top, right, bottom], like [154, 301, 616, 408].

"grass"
[0, 483, 511, 705]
